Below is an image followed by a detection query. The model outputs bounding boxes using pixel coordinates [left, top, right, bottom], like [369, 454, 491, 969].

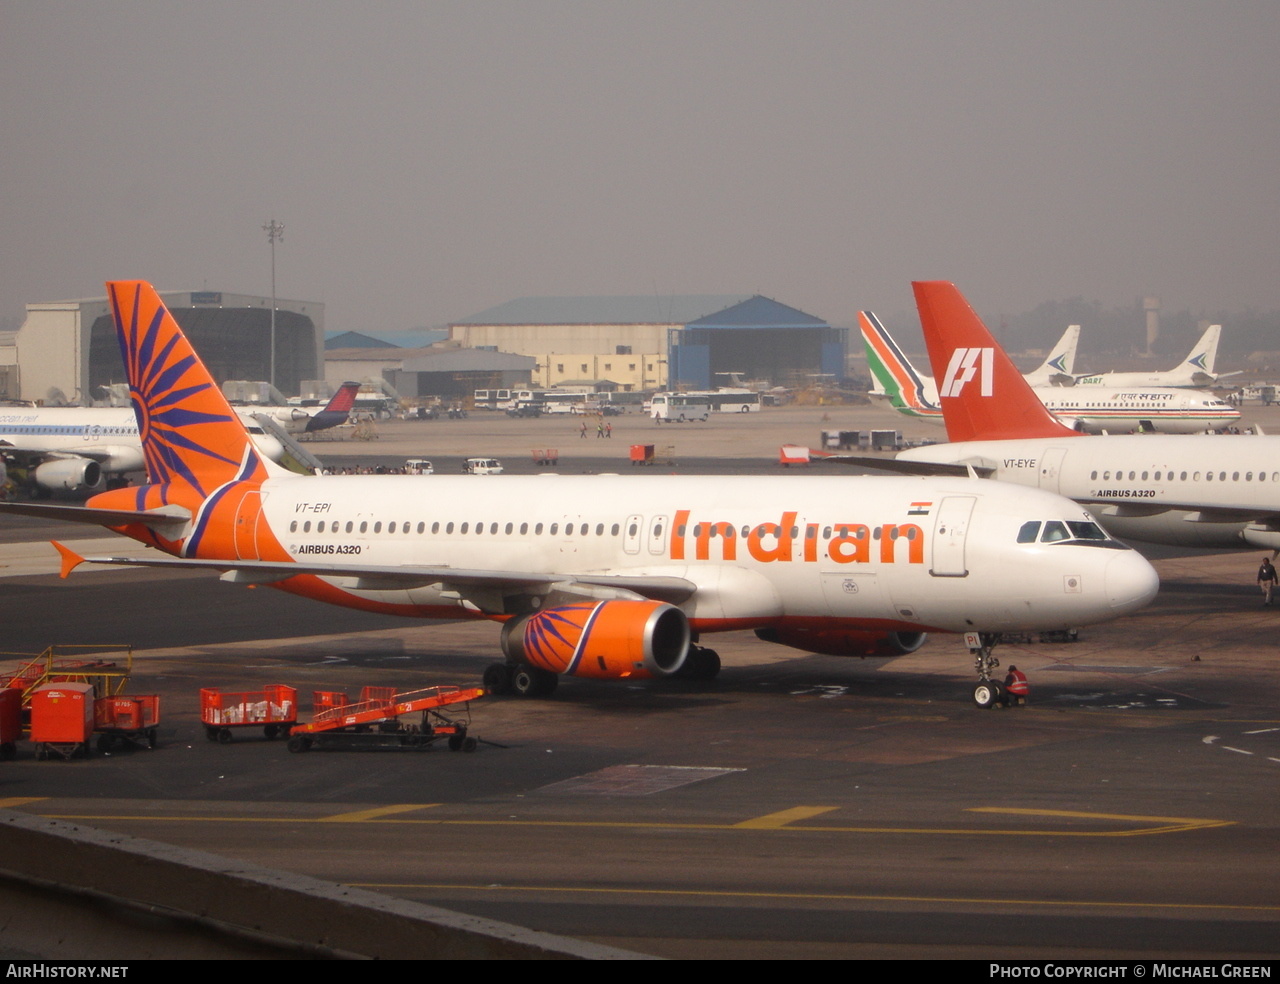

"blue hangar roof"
[455, 295, 754, 326]
[686, 295, 829, 329]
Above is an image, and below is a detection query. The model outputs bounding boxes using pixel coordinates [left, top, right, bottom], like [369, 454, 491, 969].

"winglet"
[52, 540, 86, 579]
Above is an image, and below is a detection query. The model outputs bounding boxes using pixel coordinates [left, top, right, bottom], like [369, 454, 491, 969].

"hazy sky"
[3, 2, 1278, 337]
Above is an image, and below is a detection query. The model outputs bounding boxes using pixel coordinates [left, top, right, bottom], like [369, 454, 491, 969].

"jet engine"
[500, 599, 690, 680]
[32, 458, 102, 492]
[754, 626, 927, 658]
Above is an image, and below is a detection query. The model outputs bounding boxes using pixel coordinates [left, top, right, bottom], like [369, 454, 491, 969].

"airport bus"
[693, 388, 763, 413]
[650, 393, 711, 423]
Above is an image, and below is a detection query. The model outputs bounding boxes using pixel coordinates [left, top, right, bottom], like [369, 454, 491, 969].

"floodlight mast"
[263, 219, 285, 388]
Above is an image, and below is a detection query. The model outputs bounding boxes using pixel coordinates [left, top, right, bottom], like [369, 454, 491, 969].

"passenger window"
[431, 522, 439, 534]
[374, 522, 382, 533]
[491, 523, 498, 534]
[303, 521, 311, 533]
[628, 523, 638, 537]
[550, 523, 559, 535]
[1017, 521, 1041, 543]
[388, 522, 396, 534]
[521, 523, 529, 535]
[505, 523, 513, 534]
[610, 524, 619, 536]
[360, 521, 368, 533]
[418, 522, 425, 534]
[535, 523, 544, 535]
[1090, 471, 1098, 480]
[346, 521, 353, 533]
[461, 523, 469, 533]
[290, 521, 298, 532]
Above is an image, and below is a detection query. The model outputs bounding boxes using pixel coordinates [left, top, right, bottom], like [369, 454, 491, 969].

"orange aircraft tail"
[911, 281, 1079, 443]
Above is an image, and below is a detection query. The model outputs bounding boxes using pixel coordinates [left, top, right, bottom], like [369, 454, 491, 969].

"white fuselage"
[0, 407, 286, 482]
[1035, 387, 1236, 433]
[242, 473, 1157, 635]
[899, 434, 1280, 549]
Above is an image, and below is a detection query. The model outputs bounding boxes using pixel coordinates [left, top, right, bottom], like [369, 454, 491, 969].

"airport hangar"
[447, 294, 847, 391]
[6, 290, 325, 404]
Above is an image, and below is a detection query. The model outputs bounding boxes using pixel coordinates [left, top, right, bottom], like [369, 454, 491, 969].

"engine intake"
[33, 458, 103, 492]
[501, 600, 690, 680]
[755, 626, 927, 658]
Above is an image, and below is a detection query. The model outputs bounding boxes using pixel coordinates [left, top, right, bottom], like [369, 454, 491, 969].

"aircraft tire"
[511, 664, 558, 698]
[483, 663, 513, 695]
[973, 682, 999, 708]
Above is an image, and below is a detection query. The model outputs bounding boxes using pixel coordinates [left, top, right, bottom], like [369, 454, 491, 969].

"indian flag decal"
[908, 502, 932, 515]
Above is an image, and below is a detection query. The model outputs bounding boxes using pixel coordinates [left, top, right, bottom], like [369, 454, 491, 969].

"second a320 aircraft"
[855, 282, 1280, 551]
[5, 282, 1158, 703]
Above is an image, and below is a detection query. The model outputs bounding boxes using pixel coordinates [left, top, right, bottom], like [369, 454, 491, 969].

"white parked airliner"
[856, 282, 1280, 551]
[3, 282, 1158, 705]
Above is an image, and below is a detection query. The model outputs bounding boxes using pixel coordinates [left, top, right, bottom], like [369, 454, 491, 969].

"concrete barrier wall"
[0, 810, 650, 960]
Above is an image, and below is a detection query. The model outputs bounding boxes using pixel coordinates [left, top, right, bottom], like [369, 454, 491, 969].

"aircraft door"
[930, 495, 975, 577]
[1037, 447, 1068, 494]
[623, 514, 643, 555]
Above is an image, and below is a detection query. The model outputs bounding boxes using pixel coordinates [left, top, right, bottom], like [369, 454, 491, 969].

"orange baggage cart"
[200, 685, 297, 743]
[0, 688, 20, 760]
[94, 694, 160, 752]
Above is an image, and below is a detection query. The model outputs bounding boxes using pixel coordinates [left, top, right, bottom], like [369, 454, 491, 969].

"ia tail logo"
[940, 347, 994, 397]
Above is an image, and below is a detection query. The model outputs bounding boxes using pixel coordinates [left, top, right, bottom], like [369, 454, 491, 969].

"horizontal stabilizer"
[816, 455, 994, 478]
[0, 501, 190, 534]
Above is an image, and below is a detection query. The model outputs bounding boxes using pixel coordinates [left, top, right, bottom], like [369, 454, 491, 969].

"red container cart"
[200, 685, 297, 743]
[30, 682, 95, 760]
[0, 688, 21, 760]
[94, 695, 160, 752]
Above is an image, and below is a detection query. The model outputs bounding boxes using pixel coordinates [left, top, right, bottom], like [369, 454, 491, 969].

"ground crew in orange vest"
[1003, 665, 1029, 706]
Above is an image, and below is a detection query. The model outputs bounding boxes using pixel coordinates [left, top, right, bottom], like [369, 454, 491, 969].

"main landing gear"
[483, 662, 558, 698]
[967, 632, 1005, 709]
[675, 644, 721, 681]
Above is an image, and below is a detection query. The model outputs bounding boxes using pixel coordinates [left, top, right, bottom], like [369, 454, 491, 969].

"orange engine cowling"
[501, 600, 690, 680]
[755, 626, 927, 658]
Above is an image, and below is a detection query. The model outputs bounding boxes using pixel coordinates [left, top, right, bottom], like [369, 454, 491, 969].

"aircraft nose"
[1104, 551, 1160, 614]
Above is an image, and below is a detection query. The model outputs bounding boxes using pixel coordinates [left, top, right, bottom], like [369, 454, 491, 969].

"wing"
[52, 542, 697, 613]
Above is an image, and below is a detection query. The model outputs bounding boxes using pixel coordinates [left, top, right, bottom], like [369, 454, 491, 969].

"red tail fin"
[912, 281, 1078, 443]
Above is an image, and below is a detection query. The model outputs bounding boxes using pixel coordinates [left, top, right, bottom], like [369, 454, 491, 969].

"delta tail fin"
[858, 311, 942, 419]
[912, 282, 1079, 443]
[105, 281, 283, 500]
[305, 381, 361, 433]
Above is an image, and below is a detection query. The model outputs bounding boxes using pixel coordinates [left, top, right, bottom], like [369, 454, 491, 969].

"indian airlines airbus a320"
[3, 282, 1158, 703]
[859, 282, 1280, 551]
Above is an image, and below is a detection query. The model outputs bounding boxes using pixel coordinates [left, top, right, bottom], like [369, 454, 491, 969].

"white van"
[404, 459, 434, 475]
[463, 457, 504, 475]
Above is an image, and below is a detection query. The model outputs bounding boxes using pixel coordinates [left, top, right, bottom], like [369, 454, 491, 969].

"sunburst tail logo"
[107, 281, 269, 500]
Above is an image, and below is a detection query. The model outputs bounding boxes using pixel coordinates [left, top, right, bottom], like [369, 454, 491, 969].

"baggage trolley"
[200, 685, 297, 743]
[94, 694, 161, 752]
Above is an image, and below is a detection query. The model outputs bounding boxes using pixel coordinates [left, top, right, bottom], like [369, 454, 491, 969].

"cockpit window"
[1041, 521, 1070, 542]
[1066, 521, 1109, 541]
[1020, 518, 1127, 548]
